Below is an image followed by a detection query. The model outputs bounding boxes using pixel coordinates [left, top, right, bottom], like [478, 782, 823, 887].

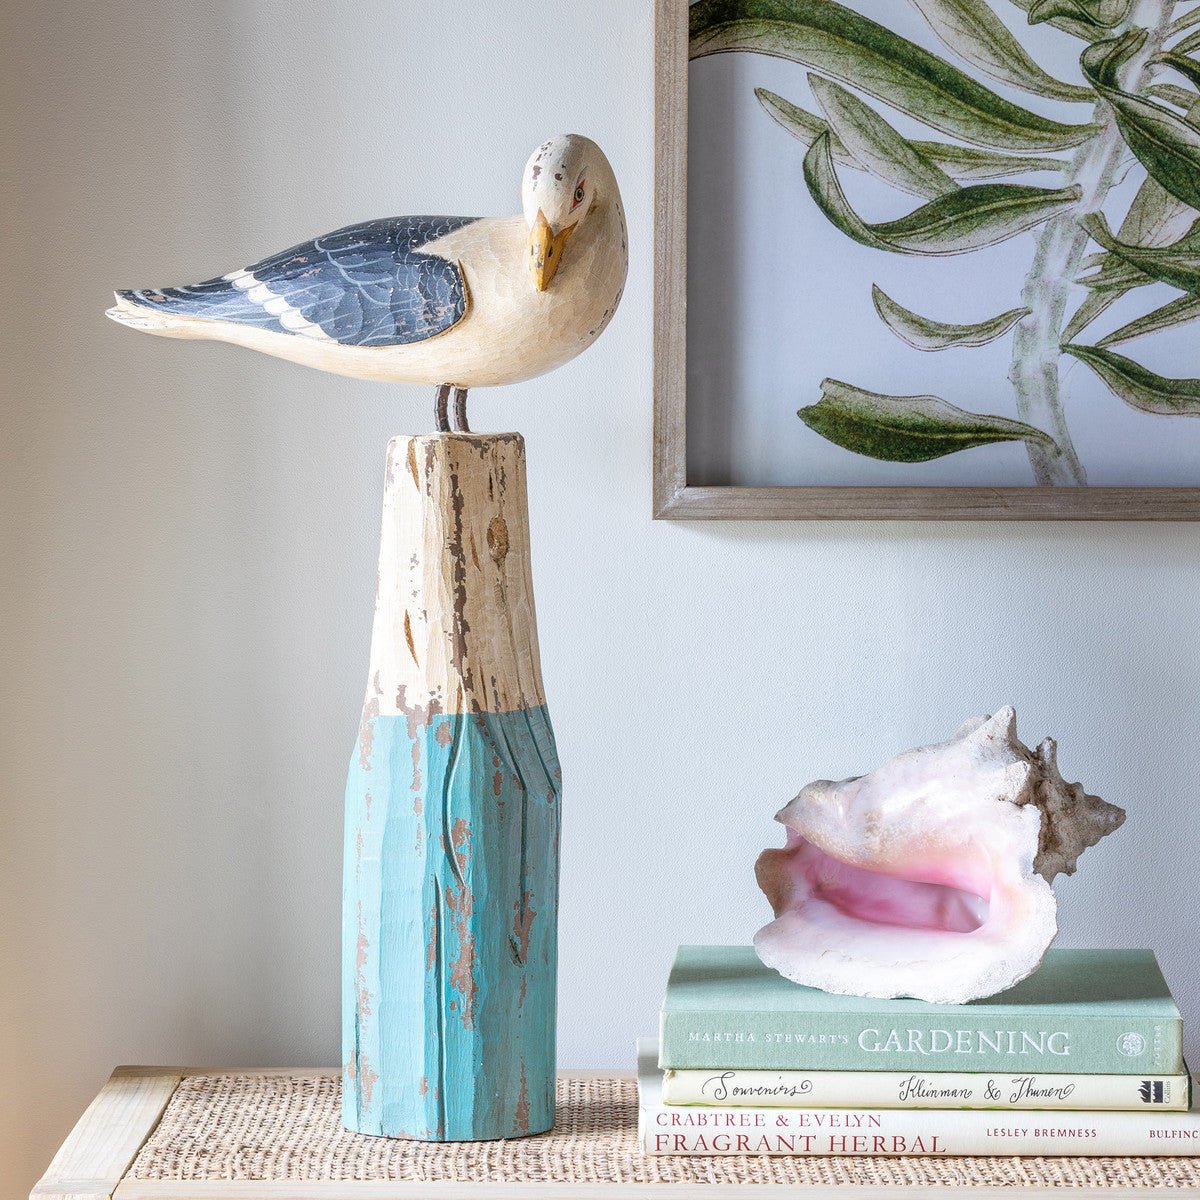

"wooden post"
[342, 433, 561, 1141]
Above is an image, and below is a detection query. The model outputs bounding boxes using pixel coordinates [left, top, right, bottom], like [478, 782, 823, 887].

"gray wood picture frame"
[651, 0, 1200, 521]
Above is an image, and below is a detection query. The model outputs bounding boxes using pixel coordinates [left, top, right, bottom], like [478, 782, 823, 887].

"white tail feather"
[106, 294, 206, 339]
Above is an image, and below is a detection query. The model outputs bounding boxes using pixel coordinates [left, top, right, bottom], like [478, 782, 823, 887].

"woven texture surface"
[128, 1074, 1200, 1188]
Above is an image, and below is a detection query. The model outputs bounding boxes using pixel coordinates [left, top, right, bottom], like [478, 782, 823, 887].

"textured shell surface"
[754, 707, 1124, 1004]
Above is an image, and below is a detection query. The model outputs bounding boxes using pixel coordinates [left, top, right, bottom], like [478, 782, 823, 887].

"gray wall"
[2, 1, 1197, 1194]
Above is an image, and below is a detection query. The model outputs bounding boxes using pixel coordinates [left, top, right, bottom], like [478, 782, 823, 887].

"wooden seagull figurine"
[107, 134, 627, 431]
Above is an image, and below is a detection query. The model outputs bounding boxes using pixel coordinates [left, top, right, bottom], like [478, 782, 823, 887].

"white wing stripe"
[228, 270, 331, 340]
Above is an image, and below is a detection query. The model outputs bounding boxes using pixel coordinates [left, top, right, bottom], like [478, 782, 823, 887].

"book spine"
[639, 1102, 1200, 1156]
[659, 1011, 1183, 1075]
[661, 1068, 1191, 1111]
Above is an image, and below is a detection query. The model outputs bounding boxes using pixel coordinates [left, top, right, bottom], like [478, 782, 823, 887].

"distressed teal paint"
[342, 706, 560, 1140]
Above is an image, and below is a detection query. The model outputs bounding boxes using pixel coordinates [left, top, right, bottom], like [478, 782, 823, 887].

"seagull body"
[107, 135, 627, 419]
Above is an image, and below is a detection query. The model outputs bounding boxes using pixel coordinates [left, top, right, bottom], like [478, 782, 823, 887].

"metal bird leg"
[435, 383, 451, 432]
[453, 388, 470, 432]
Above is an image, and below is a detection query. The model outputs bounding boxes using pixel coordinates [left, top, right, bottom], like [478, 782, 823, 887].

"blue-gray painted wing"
[118, 215, 478, 346]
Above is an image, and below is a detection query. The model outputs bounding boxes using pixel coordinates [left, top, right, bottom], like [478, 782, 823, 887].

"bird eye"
[572, 180, 586, 208]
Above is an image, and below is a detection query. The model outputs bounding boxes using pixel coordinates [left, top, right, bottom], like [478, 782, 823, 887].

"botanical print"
[689, 0, 1200, 486]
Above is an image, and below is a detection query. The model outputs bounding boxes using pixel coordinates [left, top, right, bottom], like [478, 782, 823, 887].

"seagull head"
[522, 134, 600, 292]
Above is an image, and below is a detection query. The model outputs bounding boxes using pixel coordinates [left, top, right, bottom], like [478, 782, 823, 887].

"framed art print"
[653, 0, 1200, 518]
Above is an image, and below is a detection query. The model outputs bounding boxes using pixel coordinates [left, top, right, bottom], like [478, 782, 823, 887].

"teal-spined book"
[660, 947, 1182, 1075]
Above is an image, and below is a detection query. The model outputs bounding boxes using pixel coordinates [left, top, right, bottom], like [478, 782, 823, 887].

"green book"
[660, 946, 1183, 1075]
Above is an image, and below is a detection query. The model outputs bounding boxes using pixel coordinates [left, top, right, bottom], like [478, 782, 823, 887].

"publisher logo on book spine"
[1117, 1031, 1147, 1058]
[1139, 1079, 1168, 1104]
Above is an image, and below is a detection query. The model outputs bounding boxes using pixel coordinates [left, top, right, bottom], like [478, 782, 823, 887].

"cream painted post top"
[367, 432, 546, 720]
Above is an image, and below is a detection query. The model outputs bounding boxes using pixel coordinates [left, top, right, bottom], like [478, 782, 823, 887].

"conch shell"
[754, 708, 1124, 1004]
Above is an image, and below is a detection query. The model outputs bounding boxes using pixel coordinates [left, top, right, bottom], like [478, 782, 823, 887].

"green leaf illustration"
[920, 142, 1071, 178]
[799, 378, 1057, 460]
[1083, 34, 1200, 211]
[1062, 289, 1123, 342]
[1078, 257, 1154, 291]
[872, 284, 1030, 348]
[1097, 293, 1200, 346]
[1008, 0, 1099, 39]
[1076, 174, 1195, 301]
[1082, 27, 1144, 88]
[1025, 0, 1131, 29]
[756, 88, 1069, 178]
[907, 0, 1092, 102]
[1153, 50, 1200, 90]
[1169, 5, 1200, 38]
[1173, 28, 1200, 56]
[803, 132, 1081, 254]
[1074, 176, 1195, 332]
[689, 0, 1097, 150]
[1144, 83, 1200, 109]
[756, 89, 861, 166]
[808, 75, 958, 199]
[1082, 211, 1200, 293]
[1113, 172, 1198, 246]
[1072, 175, 1199, 338]
[1063, 343, 1200, 414]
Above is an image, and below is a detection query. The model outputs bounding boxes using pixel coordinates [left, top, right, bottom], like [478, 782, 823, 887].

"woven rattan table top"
[31, 1069, 1200, 1198]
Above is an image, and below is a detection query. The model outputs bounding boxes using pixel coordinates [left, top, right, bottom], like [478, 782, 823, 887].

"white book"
[663, 1064, 1190, 1111]
[637, 1040, 1200, 1157]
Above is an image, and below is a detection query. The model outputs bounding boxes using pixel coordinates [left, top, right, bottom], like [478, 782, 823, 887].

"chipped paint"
[515, 1063, 531, 1136]
[444, 460, 475, 702]
[366, 435, 551, 720]
[343, 433, 560, 1142]
[403, 610, 419, 668]
[449, 925, 477, 1029]
[513, 890, 536, 964]
[356, 925, 372, 1024]
[357, 695, 379, 770]
[344, 706, 559, 1140]
[357, 1054, 378, 1112]
[486, 516, 509, 565]
[426, 894, 438, 972]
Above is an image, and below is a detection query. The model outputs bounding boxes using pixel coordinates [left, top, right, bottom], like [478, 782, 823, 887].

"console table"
[31, 1068, 1200, 1198]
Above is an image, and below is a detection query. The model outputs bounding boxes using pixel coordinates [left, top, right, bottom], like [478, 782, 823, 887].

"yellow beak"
[529, 209, 575, 292]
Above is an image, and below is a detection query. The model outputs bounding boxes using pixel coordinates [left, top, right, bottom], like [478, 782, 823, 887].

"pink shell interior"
[772, 835, 992, 934]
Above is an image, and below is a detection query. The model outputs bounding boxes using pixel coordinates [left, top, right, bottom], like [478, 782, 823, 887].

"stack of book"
[638, 945, 1198, 1156]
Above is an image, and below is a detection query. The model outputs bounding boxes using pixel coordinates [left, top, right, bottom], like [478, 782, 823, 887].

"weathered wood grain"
[365, 434, 548, 716]
[343, 434, 561, 1141]
[655, 484, 1200, 520]
[31, 1068, 183, 1200]
[653, 0, 690, 522]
